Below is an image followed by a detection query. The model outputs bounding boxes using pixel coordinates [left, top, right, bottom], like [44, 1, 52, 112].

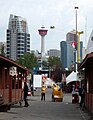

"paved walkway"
[30, 89, 93, 120]
[0, 89, 92, 120]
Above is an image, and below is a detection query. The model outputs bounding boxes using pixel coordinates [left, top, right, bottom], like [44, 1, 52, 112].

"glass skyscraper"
[60, 41, 67, 69]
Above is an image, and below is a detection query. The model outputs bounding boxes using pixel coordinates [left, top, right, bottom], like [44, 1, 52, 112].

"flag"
[71, 41, 76, 49]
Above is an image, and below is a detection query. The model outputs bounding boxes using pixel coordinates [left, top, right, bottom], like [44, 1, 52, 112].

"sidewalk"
[0, 89, 92, 120]
[29, 90, 93, 120]
[63, 93, 93, 120]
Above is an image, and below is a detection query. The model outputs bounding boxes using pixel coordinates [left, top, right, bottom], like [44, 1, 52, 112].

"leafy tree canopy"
[0, 44, 5, 56]
[16, 53, 38, 70]
[48, 56, 63, 70]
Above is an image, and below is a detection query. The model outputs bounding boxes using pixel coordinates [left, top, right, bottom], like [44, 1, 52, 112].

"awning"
[66, 71, 78, 84]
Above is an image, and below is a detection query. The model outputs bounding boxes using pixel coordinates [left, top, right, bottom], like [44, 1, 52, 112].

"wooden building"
[78, 53, 93, 113]
[0, 55, 28, 111]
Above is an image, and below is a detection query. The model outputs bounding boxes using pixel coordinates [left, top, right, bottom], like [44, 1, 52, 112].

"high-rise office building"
[67, 43, 75, 69]
[60, 41, 67, 69]
[66, 30, 83, 69]
[60, 30, 83, 70]
[47, 49, 61, 58]
[6, 14, 30, 61]
[80, 41, 83, 62]
[66, 30, 77, 43]
[66, 30, 77, 70]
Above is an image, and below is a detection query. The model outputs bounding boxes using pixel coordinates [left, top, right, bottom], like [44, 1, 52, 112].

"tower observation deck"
[38, 26, 48, 57]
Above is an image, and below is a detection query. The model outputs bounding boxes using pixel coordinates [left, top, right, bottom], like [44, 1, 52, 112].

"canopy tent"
[66, 71, 78, 84]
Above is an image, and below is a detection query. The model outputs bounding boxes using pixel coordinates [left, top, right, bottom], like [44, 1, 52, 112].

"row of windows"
[17, 33, 25, 36]
[27, 49, 30, 51]
[7, 38, 30, 42]
[7, 32, 30, 36]
[7, 45, 10, 47]
[7, 40, 30, 45]
[7, 48, 10, 51]
[7, 41, 10, 43]
[7, 30, 10, 32]
[7, 34, 11, 36]
[7, 38, 11, 40]
[17, 51, 24, 54]
[17, 48, 24, 50]
[26, 45, 30, 47]
[27, 42, 30, 44]
[7, 44, 30, 48]
[6, 52, 10, 54]
[26, 34, 30, 37]
[18, 40, 24, 42]
[17, 44, 24, 46]
[17, 37, 24, 39]
[27, 37, 30, 40]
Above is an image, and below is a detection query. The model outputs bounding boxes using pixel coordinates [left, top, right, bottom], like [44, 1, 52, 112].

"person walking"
[23, 82, 29, 107]
[79, 84, 85, 108]
[41, 85, 46, 101]
[31, 84, 34, 96]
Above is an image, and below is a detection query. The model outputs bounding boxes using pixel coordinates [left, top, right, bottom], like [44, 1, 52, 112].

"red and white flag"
[71, 41, 76, 49]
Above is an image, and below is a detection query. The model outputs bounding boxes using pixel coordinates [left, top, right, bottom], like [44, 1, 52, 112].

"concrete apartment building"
[6, 14, 30, 61]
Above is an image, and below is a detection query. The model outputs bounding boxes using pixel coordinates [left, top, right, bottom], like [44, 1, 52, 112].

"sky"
[0, 0, 93, 52]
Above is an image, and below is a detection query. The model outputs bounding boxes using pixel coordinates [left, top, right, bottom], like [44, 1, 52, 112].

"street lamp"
[74, 6, 79, 71]
[74, 6, 79, 91]
[74, 7, 84, 64]
[74, 7, 84, 91]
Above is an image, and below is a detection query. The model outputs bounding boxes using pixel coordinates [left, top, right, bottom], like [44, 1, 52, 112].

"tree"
[48, 56, 64, 81]
[0, 44, 5, 56]
[16, 53, 38, 70]
[42, 60, 48, 70]
[48, 56, 63, 70]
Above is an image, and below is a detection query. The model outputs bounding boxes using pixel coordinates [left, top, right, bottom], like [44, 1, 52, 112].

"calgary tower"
[38, 26, 48, 57]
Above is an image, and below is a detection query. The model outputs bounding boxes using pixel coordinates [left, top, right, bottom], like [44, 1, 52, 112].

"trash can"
[72, 91, 79, 103]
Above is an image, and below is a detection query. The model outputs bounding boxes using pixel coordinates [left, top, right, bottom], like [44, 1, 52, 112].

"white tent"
[66, 71, 78, 84]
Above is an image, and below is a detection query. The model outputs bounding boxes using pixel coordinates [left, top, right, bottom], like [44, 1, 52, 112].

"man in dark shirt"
[23, 82, 29, 107]
[79, 85, 85, 107]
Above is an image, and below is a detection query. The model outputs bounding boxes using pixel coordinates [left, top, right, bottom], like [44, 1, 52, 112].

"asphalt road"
[0, 88, 92, 120]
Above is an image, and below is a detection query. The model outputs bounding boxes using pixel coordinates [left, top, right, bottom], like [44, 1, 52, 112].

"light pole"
[74, 7, 84, 91]
[74, 6, 79, 40]
[74, 7, 83, 64]
[74, 6, 79, 90]
[74, 6, 79, 71]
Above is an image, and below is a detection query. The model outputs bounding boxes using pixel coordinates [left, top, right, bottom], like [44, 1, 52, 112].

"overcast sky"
[0, 0, 93, 52]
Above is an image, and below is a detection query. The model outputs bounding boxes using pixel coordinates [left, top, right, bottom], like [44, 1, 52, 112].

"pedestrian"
[79, 84, 85, 108]
[23, 82, 29, 107]
[31, 84, 34, 96]
[41, 85, 46, 101]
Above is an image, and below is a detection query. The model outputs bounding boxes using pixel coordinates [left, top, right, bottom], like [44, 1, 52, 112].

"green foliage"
[0, 44, 5, 56]
[16, 53, 38, 70]
[48, 56, 63, 70]
[42, 60, 48, 69]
